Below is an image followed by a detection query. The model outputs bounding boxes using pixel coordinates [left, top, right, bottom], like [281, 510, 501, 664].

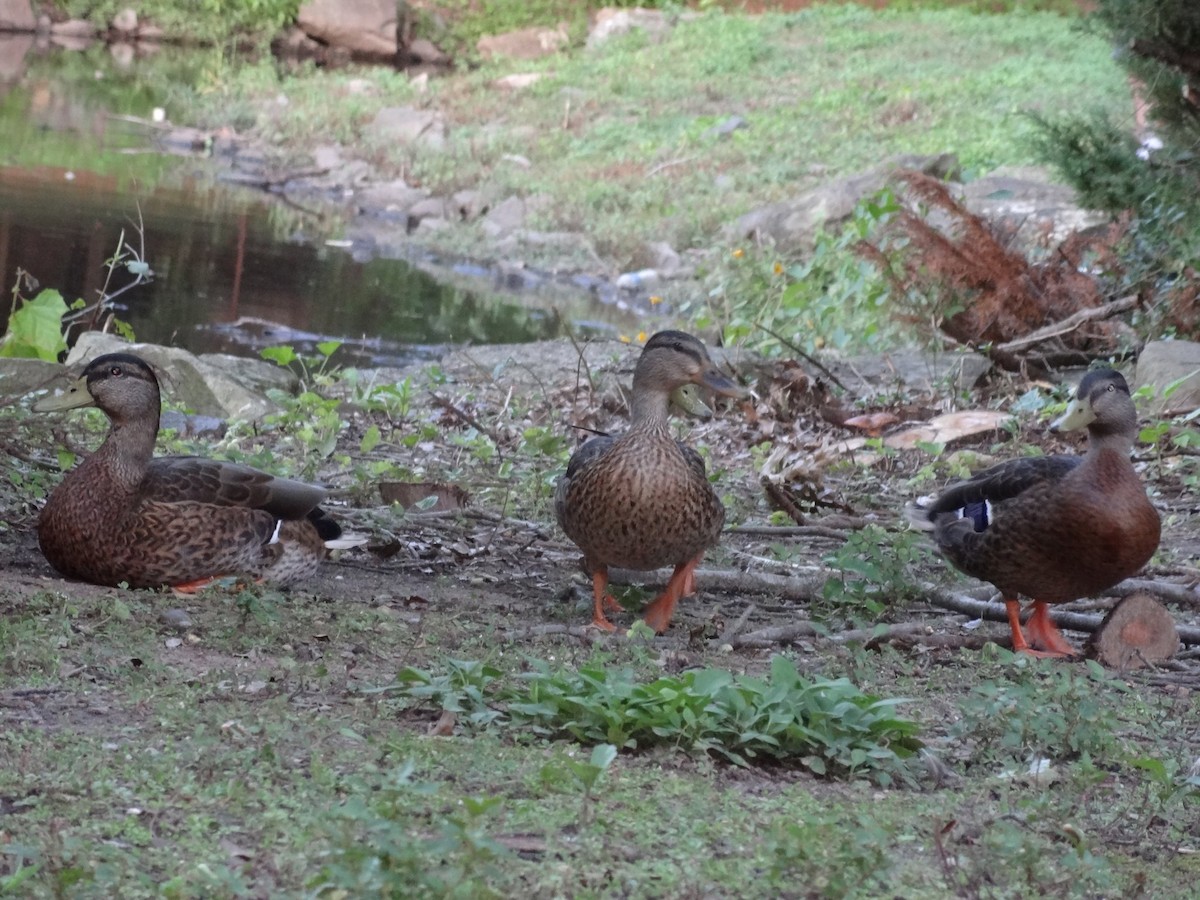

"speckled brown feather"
[917, 369, 1161, 606]
[556, 418, 726, 572]
[36, 352, 335, 589]
[554, 331, 746, 631]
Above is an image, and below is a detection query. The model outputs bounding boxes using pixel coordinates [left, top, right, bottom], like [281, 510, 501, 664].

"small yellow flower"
[649, 295, 663, 305]
[636, 330, 648, 343]
[732, 248, 744, 259]
[618, 334, 631, 344]
[814, 336, 826, 349]
[773, 261, 784, 276]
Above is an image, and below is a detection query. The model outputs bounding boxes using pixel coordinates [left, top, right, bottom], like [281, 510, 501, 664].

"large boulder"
[729, 154, 960, 254]
[62, 333, 299, 421]
[1135, 340, 1200, 416]
[0, 31, 32, 81]
[364, 106, 446, 149]
[298, 0, 398, 60]
[959, 165, 1108, 251]
[0, 0, 34, 32]
[476, 24, 568, 61]
[587, 7, 675, 48]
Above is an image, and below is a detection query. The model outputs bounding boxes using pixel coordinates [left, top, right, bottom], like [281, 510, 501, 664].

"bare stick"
[717, 603, 757, 644]
[993, 294, 1138, 354]
[608, 566, 825, 602]
[502, 623, 609, 642]
[922, 586, 1200, 646]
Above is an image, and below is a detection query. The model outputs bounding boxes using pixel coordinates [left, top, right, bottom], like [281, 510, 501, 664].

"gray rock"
[452, 189, 487, 220]
[365, 106, 445, 148]
[730, 153, 960, 254]
[159, 608, 193, 632]
[0, 357, 59, 399]
[481, 195, 527, 238]
[959, 165, 1108, 251]
[0, 32, 33, 82]
[407, 38, 449, 65]
[297, 0, 397, 59]
[312, 144, 343, 169]
[587, 8, 675, 48]
[357, 179, 429, 214]
[111, 7, 137, 34]
[702, 115, 748, 141]
[407, 196, 450, 221]
[416, 216, 451, 233]
[823, 347, 991, 398]
[477, 25, 568, 61]
[616, 269, 661, 292]
[0, 0, 35, 31]
[62, 333, 299, 421]
[1134, 340, 1200, 416]
[641, 241, 684, 278]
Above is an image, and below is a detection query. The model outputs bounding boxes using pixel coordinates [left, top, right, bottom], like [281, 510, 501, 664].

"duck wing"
[142, 456, 327, 520]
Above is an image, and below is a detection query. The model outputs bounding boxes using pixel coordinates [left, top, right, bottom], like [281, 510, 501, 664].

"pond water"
[0, 40, 639, 368]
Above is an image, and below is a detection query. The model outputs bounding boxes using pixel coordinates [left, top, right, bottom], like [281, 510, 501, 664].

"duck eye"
[110, 366, 122, 377]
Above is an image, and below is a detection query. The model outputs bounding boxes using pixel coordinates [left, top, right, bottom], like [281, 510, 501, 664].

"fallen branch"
[992, 294, 1138, 355]
[501, 623, 609, 642]
[609, 567, 825, 602]
[727, 523, 857, 540]
[922, 586, 1200, 646]
[729, 622, 819, 648]
[1106, 578, 1200, 608]
[717, 603, 757, 644]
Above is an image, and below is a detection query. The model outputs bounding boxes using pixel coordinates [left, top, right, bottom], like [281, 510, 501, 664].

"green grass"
[3, 590, 1198, 897]
[177, 5, 1130, 273]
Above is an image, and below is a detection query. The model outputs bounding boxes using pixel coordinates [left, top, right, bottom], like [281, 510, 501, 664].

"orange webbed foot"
[1004, 598, 1078, 659]
[1025, 600, 1079, 658]
[642, 555, 703, 635]
[589, 569, 619, 631]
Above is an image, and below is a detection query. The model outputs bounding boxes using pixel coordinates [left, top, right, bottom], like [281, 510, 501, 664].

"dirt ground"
[4, 337, 1200, 684]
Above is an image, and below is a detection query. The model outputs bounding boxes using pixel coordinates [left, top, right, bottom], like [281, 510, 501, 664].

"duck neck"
[1088, 425, 1135, 458]
[91, 412, 159, 491]
[629, 388, 672, 432]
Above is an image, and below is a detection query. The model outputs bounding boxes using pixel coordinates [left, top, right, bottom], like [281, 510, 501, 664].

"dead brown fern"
[862, 171, 1132, 370]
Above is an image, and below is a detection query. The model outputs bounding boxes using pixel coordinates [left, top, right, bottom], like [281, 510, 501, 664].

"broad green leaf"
[0, 289, 68, 361]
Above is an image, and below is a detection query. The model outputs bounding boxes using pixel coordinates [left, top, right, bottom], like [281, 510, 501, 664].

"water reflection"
[0, 42, 634, 368]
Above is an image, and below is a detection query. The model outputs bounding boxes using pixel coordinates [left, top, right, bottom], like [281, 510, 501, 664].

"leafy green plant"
[954, 659, 1126, 765]
[698, 196, 898, 357]
[375, 655, 920, 784]
[0, 287, 68, 362]
[312, 762, 508, 899]
[820, 525, 933, 621]
[539, 743, 618, 827]
[766, 813, 892, 899]
[373, 659, 505, 729]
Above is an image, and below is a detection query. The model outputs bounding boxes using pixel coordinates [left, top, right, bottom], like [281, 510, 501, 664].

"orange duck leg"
[590, 569, 620, 632]
[1005, 598, 1078, 658]
[642, 554, 703, 635]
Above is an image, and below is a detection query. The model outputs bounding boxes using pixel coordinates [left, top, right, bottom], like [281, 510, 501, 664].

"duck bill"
[700, 367, 748, 400]
[33, 376, 96, 412]
[670, 384, 714, 419]
[1050, 396, 1095, 433]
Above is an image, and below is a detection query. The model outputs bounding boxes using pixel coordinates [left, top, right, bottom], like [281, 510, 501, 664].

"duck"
[908, 368, 1160, 657]
[555, 330, 747, 633]
[34, 351, 346, 590]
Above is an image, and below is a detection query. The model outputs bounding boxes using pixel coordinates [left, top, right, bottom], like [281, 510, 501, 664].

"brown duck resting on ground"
[555, 330, 747, 633]
[34, 352, 347, 590]
[908, 368, 1161, 657]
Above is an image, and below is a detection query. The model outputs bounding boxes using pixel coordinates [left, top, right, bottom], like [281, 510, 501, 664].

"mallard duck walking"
[555, 331, 746, 633]
[35, 352, 343, 590]
[909, 369, 1160, 657]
